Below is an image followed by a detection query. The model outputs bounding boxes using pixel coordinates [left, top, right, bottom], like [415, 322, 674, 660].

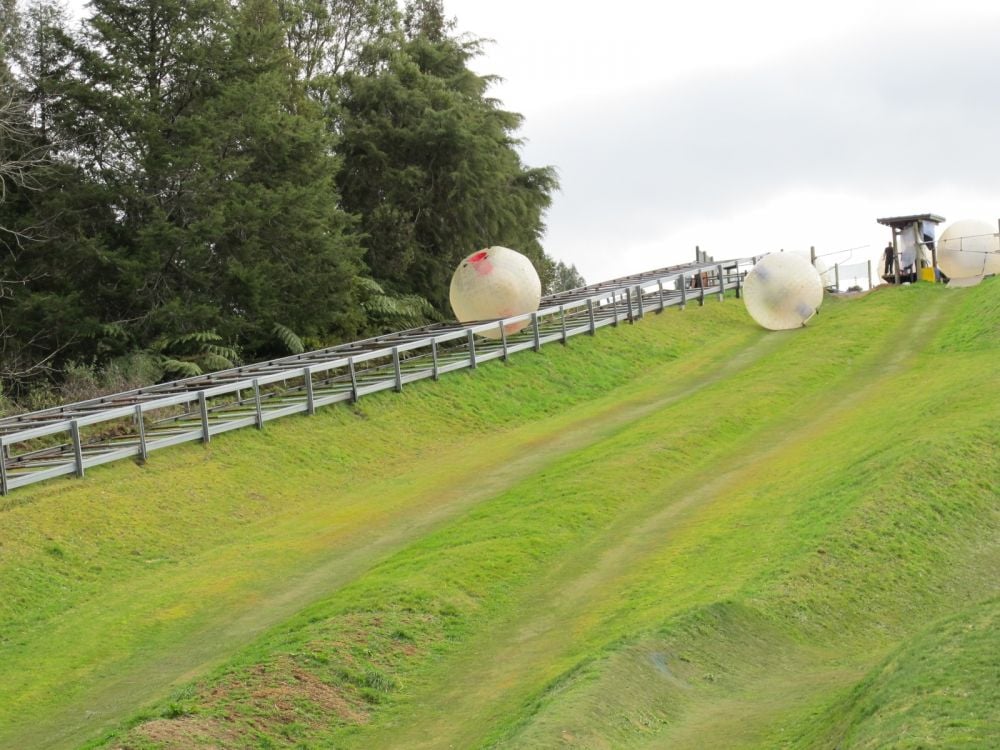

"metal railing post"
[680, 274, 687, 309]
[635, 285, 645, 319]
[392, 347, 403, 391]
[304, 366, 315, 415]
[199, 392, 211, 444]
[717, 264, 725, 300]
[431, 339, 440, 380]
[587, 299, 597, 334]
[252, 379, 263, 428]
[657, 280, 665, 312]
[560, 306, 568, 343]
[467, 330, 477, 369]
[135, 404, 148, 461]
[625, 287, 634, 323]
[499, 322, 509, 361]
[613, 293, 620, 327]
[0, 438, 7, 495]
[532, 312, 541, 352]
[835, 263, 840, 291]
[348, 357, 359, 402]
[70, 420, 84, 478]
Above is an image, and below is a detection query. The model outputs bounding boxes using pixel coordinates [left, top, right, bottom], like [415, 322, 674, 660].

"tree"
[45, 0, 365, 364]
[277, 0, 396, 84]
[547, 260, 586, 294]
[335, 0, 559, 314]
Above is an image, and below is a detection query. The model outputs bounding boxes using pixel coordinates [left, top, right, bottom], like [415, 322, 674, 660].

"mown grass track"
[2, 281, 998, 749]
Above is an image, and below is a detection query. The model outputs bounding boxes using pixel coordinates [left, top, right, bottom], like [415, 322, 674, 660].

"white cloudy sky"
[446, 0, 1000, 283]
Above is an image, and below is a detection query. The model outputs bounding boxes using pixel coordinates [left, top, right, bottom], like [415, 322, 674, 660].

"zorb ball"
[937, 219, 1000, 279]
[743, 252, 824, 330]
[449, 246, 542, 338]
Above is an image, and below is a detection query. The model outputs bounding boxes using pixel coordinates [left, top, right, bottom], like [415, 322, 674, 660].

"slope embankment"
[2, 280, 997, 750]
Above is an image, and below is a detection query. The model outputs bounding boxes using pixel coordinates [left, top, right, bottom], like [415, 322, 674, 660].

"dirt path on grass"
[2, 330, 775, 750]
[357, 296, 951, 750]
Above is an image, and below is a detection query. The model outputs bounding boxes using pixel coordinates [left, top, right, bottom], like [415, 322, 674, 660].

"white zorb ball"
[937, 219, 1000, 279]
[449, 246, 542, 338]
[743, 253, 824, 331]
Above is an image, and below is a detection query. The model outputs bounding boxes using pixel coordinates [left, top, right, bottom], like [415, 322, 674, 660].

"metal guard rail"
[0, 257, 755, 495]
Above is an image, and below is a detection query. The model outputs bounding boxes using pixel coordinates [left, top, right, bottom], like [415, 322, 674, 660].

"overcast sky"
[447, 0, 1000, 283]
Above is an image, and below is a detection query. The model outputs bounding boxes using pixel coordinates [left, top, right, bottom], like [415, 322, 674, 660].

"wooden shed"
[876, 213, 946, 284]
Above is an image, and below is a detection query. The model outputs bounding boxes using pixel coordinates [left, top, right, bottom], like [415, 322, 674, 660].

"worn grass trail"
[4, 281, 997, 750]
[0, 300, 761, 750]
[355, 292, 965, 749]
[86, 282, 997, 750]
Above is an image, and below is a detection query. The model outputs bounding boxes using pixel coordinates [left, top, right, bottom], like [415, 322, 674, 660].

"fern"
[272, 323, 305, 355]
[158, 358, 203, 379]
[356, 277, 435, 330]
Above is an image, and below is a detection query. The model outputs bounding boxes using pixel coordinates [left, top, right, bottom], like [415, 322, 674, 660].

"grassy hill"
[0, 280, 996, 749]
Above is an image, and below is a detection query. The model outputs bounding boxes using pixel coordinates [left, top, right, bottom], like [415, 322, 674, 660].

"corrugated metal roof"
[876, 213, 946, 228]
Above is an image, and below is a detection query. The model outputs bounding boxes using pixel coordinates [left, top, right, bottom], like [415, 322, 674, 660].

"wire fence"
[0, 257, 756, 496]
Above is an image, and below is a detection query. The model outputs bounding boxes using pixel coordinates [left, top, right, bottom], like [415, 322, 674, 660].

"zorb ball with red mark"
[937, 219, 1000, 280]
[743, 252, 824, 330]
[450, 246, 542, 338]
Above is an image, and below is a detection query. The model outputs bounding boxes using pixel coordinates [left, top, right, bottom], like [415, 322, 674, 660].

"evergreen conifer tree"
[336, 0, 558, 313]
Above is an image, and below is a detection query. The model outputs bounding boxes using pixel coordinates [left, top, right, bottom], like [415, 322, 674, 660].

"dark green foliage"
[0, 0, 562, 406]
[52, 0, 365, 355]
[336, 0, 559, 312]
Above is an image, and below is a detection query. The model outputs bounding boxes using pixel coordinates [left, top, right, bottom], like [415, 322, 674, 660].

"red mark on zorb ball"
[469, 250, 493, 276]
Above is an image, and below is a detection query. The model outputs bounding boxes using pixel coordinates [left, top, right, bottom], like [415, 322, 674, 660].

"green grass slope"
[2, 280, 997, 750]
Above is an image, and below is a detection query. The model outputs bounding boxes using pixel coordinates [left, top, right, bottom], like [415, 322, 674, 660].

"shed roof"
[876, 213, 946, 229]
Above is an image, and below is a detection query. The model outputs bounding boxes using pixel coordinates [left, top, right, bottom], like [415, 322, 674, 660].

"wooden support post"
[810, 246, 816, 265]
[70, 420, 84, 478]
[635, 285, 645, 319]
[560, 306, 568, 343]
[716, 264, 725, 300]
[680, 274, 687, 309]
[252, 379, 263, 428]
[392, 347, 403, 391]
[893, 228, 901, 285]
[699, 277, 706, 307]
[135, 404, 148, 461]
[467, 330, 477, 369]
[304, 366, 315, 415]
[587, 299, 597, 334]
[736, 270, 743, 299]
[348, 357, 359, 402]
[531, 312, 541, 351]
[867, 259, 873, 290]
[657, 280, 665, 312]
[199, 391, 211, 444]
[431, 339, 440, 380]
[625, 287, 634, 323]
[834, 263, 840, 291]
[612, 293, 620, 326]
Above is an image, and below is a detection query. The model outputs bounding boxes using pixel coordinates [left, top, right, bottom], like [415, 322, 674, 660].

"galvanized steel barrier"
[0, 257, 754, 495]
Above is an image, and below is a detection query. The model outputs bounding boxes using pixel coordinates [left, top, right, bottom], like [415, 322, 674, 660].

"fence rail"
[0, 257, 756, 495]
